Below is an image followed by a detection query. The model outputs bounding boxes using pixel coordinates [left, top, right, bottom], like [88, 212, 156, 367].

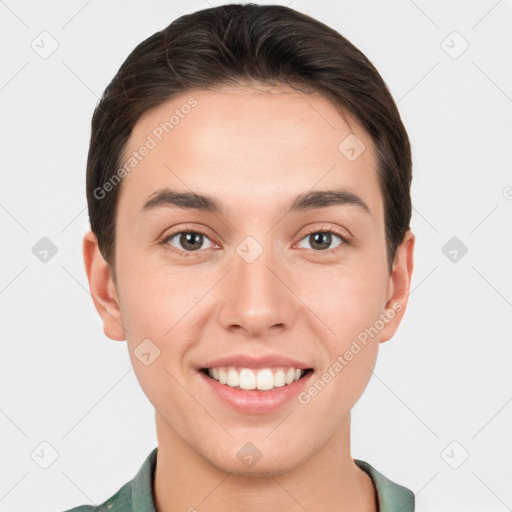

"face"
[84, 84, 414, 476]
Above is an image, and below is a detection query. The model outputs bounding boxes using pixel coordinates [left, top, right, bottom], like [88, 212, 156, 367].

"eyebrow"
[139, 187, 371, 217]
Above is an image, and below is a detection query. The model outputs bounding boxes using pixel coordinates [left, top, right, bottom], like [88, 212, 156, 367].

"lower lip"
[199, 370, 314, 414]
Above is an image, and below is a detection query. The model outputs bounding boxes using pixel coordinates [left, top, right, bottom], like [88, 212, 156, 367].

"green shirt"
[62, 447, 414, 512]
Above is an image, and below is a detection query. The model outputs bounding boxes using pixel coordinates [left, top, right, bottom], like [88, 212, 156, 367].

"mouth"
[200, 366, 314, 391]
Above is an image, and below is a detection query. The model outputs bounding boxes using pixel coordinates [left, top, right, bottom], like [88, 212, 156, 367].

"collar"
[355, 459, 415, 511]
[99, 447, 414, 512]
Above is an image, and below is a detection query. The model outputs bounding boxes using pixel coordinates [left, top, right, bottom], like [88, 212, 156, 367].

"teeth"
[206, 366, 307, 391]
[274, 369, 286, 387]
[256, 369, 274, 390]
[239, 368, 256, 390]
[227, 368, 239, 387]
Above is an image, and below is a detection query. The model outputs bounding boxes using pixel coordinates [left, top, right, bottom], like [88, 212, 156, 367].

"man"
[69, 4, 416, 511]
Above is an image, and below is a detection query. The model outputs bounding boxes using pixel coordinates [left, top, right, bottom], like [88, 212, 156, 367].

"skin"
[83, 84, 414, 512]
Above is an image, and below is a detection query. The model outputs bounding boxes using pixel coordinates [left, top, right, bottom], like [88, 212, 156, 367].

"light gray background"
[1, 1, 511, 511]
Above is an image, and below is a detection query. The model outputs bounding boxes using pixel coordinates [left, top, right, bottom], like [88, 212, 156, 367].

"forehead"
[118, 85, 382, 220]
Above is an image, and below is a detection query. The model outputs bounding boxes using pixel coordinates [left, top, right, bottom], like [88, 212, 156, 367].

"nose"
[217, 238, 298, 337]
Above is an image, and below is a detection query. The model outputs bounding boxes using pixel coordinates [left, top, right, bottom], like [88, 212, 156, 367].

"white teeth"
[273, 369, 286, 387]
[205, 366, 308, 391]
[227, 368, 239, 387]
[256, 369, 274, 391]
[239, 368, 256, 390]
[285, 368, 295, 385]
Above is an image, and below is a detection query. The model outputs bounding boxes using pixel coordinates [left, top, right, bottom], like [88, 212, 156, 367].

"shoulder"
[354, 459, 415, 512]
[59, 479, 132, 512]
[57, 448, 158, 512]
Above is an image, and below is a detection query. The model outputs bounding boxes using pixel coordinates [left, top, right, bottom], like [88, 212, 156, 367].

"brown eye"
[297, 230, 346, 252]
[164, 231, 214, 254]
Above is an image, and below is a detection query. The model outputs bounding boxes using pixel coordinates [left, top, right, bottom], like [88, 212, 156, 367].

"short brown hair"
[86, 3, 412, 275]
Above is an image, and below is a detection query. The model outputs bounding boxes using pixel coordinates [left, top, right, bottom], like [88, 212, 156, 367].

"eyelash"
[160, 224, 351, 258]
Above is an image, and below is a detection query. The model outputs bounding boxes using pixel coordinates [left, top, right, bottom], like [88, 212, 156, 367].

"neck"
[153, 412, 377, 512]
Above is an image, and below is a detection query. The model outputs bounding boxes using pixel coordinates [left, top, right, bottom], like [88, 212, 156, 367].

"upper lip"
[199, 354, 313, 370]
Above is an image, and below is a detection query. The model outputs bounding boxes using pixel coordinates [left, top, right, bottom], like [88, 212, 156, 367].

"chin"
[204, 442, 309, 477]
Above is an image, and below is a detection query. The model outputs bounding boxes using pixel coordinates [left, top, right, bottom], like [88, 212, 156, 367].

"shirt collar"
[128, 448, 414, 512]
[130, 447, 158, 512]
[355, 459, 415, 512]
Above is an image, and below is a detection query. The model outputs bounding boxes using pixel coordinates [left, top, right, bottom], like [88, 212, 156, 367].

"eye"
[162, 230, 215, 256]
[160, 225, 350, 258]
[296, 227, 349, 253]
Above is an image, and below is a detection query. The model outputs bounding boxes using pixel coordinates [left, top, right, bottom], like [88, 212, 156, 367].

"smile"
[201, 366, 313, 391]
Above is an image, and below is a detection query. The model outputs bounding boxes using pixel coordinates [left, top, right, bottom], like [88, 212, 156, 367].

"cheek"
[118, 268, 201, 413]
[300, 276, 383, 412]
[116, 259, 198, 338]
[299, 261, 388, 338]
[118, 262, 213, 393]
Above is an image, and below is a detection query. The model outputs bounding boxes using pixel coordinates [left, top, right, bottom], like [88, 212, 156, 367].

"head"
[83, 3, 414, 475]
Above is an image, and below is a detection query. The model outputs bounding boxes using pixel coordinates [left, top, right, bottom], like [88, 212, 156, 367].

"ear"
[83, 230, 126, 341]
[379, 229, 415, 343]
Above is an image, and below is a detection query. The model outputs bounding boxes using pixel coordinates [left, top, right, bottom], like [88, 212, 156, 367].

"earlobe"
[379, 230, 415, 343]
[82, 230, 126, 341]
